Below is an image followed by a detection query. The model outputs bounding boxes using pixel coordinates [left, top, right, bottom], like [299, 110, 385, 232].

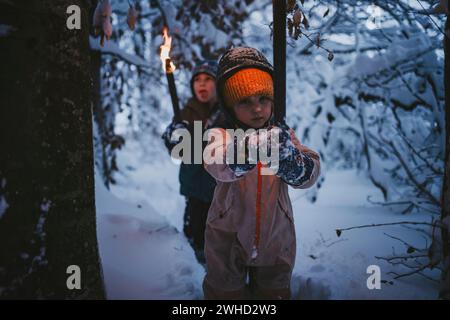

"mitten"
[228, 134, 256, 177]
[272, 125, 316, 187]
[161, 120, 189, 153]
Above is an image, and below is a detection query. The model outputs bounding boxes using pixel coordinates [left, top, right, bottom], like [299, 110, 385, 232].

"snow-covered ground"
[95, 139, 439, 300]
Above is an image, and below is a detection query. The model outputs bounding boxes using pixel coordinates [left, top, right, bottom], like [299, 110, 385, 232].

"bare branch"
[415, 0, 449, 39]
[383, 232, 422, 252]
[387, 263, 432, 280]
[336, 221, 443, 237]
[297, 2, 340, 55]
[375, 253, 428, 262]
[387, 140, 440, 206]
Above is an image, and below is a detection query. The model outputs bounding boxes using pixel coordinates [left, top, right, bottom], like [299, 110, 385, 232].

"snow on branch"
[89, 36, 153, 70]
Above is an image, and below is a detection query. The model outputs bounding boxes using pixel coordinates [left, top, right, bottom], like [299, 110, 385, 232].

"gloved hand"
[248, 123, 317, 186]
[227, 124, 318, 183]
[161, 120, 189, 153]
[227, 126, 284, 177]
[263, 124, 299, 162]
[273, 125, 317, 187]
[228, 134, 256, 177]
[227, 125, 289, 177]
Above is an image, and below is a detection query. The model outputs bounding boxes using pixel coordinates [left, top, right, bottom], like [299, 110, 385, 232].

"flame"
[159, 27, 176, 73]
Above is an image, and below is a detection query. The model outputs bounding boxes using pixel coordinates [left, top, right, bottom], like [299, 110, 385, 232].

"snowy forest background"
[91, 0, 447, 299]
[0, 0, 449, 299]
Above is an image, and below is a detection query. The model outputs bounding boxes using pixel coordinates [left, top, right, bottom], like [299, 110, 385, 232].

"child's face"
[232, 95, 273, 129]
[193, 73, 217, 104]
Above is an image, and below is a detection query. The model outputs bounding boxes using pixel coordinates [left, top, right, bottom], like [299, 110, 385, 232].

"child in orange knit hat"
[202, 47, 321, 300]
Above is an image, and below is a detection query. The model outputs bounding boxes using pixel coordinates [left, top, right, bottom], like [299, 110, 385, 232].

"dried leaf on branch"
[93, 0, 113, 47]
[287, 0, 296, 13]
[127, 5, 139, 31]
[293, 9, 302, 27]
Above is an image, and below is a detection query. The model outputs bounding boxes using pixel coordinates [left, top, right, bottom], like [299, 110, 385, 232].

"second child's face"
[233, 95, 273, 129]
[193, 73, 217, 103]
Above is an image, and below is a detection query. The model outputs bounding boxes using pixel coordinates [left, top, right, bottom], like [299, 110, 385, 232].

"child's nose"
[252, 102, 262, 113]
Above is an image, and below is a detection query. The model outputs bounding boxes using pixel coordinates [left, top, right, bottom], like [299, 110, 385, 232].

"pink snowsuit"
[203, 128, 321, 299]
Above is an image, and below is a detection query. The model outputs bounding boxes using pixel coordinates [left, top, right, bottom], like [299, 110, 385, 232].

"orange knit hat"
[222, 68, 274, 109]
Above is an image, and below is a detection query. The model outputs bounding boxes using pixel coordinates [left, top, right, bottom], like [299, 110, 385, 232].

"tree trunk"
[0, 0, 105, 299]
[440, 15, 450, 300]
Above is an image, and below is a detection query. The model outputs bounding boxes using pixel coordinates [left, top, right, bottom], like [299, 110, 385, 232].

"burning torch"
[160, 26, 181, 122]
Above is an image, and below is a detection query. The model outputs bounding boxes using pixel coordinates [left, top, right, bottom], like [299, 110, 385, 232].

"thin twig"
[415, 0, 449, 39]
[387, 263, 431, 280]
[336, 221, 443, 236]
[387, 140, 440, 206]
[395, 127, 443, 176]
[366, 195, 441, 215]
[375, 254, 428, 262]
[382, 232, 425, 253]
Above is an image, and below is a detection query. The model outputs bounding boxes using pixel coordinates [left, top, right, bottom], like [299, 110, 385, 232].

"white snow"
[290, 170, 438, 299]
[95, 141, 204, 299]
[96, 139, 439, 300]
[89, 36, 152, 69]
[90, 0, 444, 300]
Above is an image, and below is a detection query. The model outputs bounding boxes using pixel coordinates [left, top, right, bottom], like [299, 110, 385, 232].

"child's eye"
[259, 96, 271, 103]
[239, 98, 251, 106]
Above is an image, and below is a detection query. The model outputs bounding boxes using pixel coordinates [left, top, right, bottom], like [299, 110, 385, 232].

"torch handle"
[165, 59, 181, 122]
[166, 73, 181, 122]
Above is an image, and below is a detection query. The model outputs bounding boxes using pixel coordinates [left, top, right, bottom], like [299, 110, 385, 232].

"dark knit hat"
[216, 47, 273, 85]
[190, 60, 218, 96]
